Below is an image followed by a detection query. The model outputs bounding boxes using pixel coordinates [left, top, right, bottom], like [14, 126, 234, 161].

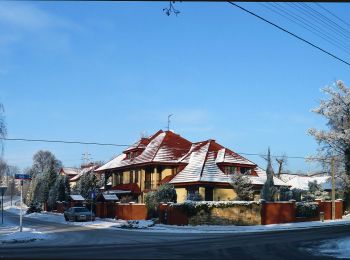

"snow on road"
[312, 237, 350, 259]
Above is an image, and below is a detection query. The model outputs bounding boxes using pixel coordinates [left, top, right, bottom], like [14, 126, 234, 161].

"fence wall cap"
[289, 199, 296, 202]
[336, 199, 343, 201]
[129, 202, 135, 205]
[259, 199, 266, 203]
[167, 202, 173, 205]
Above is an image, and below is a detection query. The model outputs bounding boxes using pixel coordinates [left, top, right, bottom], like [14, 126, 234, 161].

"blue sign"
[90, 191, 96, 200]
[15, 174, 31, 180]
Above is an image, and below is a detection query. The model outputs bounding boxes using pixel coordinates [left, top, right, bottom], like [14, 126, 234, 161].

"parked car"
[64, 207, 95, 222]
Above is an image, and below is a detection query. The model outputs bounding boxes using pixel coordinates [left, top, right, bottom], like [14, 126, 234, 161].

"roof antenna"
[167, 114, 173, 131]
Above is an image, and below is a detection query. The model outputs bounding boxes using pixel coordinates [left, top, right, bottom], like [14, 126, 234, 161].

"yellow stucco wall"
[175, 188, 187, 203]
[199, 187, 206, 199]
[161, 168, 173, 178]
[213, 188, 237, 201]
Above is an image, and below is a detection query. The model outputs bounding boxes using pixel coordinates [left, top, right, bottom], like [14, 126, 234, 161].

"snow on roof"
[285, 175, 331, 190]
[171, 142, 210, 183]
[170, 141, 280, 186]
[104, 190, 131, 194]
[102, 194, 119, 201]
[70, 195, 85, 201]
[61, 167, 80, 176]
[97, 130, 286, 187]
[96, 130, 192, 171]
[215, 148, 255, 165]
[253, 167, 288, 186]
[69, 165, 98, 182]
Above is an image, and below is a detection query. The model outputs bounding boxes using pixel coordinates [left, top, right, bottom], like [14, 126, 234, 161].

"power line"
[315, 3, 350, 29]
[0, 137, 129, 147]
[292, 3, 350, 42]
[0, 136, 339, 162]
[227, 2, 350, 67]
[260, 2, 350, 55]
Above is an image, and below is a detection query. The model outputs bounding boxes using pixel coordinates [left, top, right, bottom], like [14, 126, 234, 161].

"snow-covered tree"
[47, 175, 70, 209]
[30, 150, 62, 177]
[156, 183, 177, 203]
[230, 174, 254, 201]
[25, 150, 62, 205]
[76, 171, 99, 199]
[0, 103, 7, 154]
[0, 159, 7, 184]
[308, 80, 350, 208]
[261, 148, 277, 201]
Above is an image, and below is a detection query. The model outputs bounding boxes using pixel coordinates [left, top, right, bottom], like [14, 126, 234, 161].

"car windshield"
[74, 208, 89, 213]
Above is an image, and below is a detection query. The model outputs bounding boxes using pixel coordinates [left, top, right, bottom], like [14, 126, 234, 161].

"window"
[224, 166, 237, 174]
[126, 153, 131, 159]
[240, 167, 251, 175]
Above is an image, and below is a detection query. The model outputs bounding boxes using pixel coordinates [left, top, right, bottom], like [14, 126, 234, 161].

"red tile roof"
[96, 130, 287, 186]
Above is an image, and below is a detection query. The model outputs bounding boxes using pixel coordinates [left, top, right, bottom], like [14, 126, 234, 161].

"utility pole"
[20, 180, 23, 232]
[167, 114, 173, 131]
[331, 156, 335, 220]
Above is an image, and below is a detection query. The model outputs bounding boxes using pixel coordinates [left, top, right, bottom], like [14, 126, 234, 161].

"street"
[0, 211, 348, 259]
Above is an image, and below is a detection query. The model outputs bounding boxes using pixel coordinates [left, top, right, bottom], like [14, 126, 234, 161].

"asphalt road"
[1, 211, 349, 260]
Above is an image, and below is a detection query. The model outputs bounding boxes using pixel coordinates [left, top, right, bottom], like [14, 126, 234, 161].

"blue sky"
[1, 2, 349, 173]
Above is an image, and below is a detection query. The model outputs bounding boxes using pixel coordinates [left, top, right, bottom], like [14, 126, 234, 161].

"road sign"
[91, 191, 96, 200]
[15, 174, 31, 180]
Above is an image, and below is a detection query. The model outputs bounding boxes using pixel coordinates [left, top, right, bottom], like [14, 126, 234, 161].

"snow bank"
[122, 220, 155, 229]
[0, 227, 48, 244]
[129, 218, 350, 234]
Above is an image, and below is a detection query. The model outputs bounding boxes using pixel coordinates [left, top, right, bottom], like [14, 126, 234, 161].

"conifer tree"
[261, 148, 277, 201]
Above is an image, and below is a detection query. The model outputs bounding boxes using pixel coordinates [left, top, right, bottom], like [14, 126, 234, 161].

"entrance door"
[205, 187, 213, 201]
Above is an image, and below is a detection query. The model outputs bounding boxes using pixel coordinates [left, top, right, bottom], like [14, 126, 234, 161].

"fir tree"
[230, 174, 254, 201]
[261, 148, 277, 201]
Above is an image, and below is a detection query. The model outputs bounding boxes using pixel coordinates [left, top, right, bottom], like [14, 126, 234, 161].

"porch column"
[153, 167, 157, 189]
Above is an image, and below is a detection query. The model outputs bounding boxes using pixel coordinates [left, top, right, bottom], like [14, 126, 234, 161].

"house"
[59, 167, 80, 180]
[95, 130, 287, 203]
[279, 172, 343, 192]
[60, 163, 100, 188]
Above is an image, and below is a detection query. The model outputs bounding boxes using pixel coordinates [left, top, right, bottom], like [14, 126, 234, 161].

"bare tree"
[275, 154, 288, 178]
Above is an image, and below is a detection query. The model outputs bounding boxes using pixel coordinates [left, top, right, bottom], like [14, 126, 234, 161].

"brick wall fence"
[160, 200, 344, 226]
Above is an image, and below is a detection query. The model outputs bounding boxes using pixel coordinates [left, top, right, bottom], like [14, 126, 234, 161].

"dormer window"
[224, 166, 237, 174]
[240, 167, 252, 175]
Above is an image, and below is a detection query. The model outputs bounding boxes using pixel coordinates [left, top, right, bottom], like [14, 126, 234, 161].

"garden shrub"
[295, 202, 319, 218]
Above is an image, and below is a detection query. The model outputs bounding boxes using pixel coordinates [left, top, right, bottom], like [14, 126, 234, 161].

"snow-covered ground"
[3, 198, 350, 235]
[128, 218, 350, 234]
[312, 237, 350, 259]
[0, 225, 49, 244]
[25, 211, 128, 229]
